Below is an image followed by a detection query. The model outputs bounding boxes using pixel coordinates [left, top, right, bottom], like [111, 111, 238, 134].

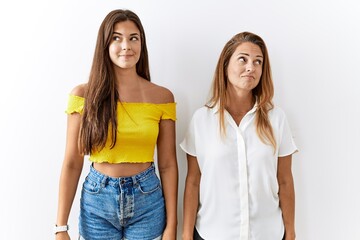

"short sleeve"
[65, 94, 84, 114]
[160, 103, 176, 121]
[278, 113, 298, 157]
[180, 114, 197, 157]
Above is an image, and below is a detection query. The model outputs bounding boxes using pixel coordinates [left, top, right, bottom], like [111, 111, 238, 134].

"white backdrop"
[1, 0, 359, 239]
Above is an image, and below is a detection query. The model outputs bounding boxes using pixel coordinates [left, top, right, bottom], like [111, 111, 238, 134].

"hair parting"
[207, 31, 276, 151]
[79, 9, 150, 154]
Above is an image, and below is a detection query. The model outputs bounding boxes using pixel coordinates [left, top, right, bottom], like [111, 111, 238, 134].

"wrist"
[182, 229, 194, 240]
[284, 231, 296, 240]
[165, 220, 178, 229]
[53, 224, 69, 235]
[164, 224, 177, 233]
[182, 234, 194, 240]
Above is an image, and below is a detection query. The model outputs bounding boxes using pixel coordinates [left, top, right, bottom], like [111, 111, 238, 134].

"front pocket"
[82, 176, 101, 194]
[137, 174, 161, 194]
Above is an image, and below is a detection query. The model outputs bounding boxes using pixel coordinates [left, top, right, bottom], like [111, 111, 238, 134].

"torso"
[77, 78, 173, 178]
[181, 106, 297, 239]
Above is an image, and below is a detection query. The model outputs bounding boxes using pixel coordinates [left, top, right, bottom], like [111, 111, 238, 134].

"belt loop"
[101, 175, 108, 187]
[131, 176, 138, 186]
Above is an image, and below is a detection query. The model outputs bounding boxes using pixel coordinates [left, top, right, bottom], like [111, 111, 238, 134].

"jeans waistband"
[88, 163, 155, 187]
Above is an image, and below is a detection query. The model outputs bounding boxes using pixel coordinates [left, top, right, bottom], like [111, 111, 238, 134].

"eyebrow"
[112, 31, 140, 36]
[237, 52, 263, 58]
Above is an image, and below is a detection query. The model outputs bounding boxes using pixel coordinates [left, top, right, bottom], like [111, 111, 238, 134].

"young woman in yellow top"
[55, 9, 178, 240]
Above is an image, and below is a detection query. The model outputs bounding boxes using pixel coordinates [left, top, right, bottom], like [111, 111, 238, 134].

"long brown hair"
[80, 9, 150, 154]
[207, 32, 276, 150]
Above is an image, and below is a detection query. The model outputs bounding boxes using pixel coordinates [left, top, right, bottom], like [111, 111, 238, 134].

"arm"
[277, 154, 296, 240]
[157, 118, 178, 239]
[182, 154, 201, 240]
[56, 86, 85, 240]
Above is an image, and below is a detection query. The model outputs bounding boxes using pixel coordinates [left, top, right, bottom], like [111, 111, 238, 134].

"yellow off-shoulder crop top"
[65, 95, 176, 163]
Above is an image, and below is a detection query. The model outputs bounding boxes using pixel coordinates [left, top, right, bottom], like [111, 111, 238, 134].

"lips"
[242, 75, 255, 79]
[119, 54, 134, 60]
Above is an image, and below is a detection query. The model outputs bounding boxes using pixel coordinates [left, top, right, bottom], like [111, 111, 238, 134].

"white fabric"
[180, 104, 297, 240]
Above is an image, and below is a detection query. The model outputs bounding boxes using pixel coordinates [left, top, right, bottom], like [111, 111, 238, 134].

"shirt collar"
[210, 100, 258, 115]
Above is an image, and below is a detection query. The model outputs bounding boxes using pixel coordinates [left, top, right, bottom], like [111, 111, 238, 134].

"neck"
[114, 67, 140, 87]
[226, 88, 255, 115]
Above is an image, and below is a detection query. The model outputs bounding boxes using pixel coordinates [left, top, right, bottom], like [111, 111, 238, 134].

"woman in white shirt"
[180, 32, 297, 240]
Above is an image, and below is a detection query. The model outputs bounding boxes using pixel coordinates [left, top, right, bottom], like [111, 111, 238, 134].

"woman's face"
[109, 20, 141, 70]
[227, 42, 263, 93]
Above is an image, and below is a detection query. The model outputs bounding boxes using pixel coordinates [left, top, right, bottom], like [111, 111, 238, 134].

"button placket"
[237, 129, 250, 240]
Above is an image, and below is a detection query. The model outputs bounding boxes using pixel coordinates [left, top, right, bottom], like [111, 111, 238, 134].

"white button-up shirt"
[180, 104, 297, 240]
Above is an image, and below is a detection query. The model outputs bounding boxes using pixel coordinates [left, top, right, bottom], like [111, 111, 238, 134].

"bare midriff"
[93, 162, 152, 178]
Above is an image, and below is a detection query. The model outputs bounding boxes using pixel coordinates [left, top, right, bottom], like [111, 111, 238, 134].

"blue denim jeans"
[79, 163, 165, 240]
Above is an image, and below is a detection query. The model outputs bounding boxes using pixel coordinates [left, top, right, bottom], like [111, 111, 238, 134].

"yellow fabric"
[66, 94, 176, 163]
[65, 95, 84, 114]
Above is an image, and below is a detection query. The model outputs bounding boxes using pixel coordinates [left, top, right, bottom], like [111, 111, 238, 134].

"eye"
[238, 57, 246, 63]
[130, 36, 139, 41]
[112, 36, 121, 41]
[254, 59, 262, 65]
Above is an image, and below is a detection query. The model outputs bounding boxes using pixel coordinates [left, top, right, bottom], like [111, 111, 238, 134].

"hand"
[55, 231, 70, 240]
[162, 226, 177, 240]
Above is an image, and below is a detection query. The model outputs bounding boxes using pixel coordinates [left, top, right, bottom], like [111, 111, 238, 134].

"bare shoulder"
[144, 81, 174, 104]
[155, 85, 174, 103]
[70, 83, 87, 98]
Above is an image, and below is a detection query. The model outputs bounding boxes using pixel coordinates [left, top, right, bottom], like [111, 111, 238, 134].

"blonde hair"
[207, 32, 276, 150]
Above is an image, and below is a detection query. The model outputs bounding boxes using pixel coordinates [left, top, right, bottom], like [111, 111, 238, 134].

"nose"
[246, 62, 255, 72]
[121, 39, 131, 50]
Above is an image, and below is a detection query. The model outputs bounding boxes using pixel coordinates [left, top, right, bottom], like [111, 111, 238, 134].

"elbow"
[62, 155, 84, 172]
[158, 156, 178, 172]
